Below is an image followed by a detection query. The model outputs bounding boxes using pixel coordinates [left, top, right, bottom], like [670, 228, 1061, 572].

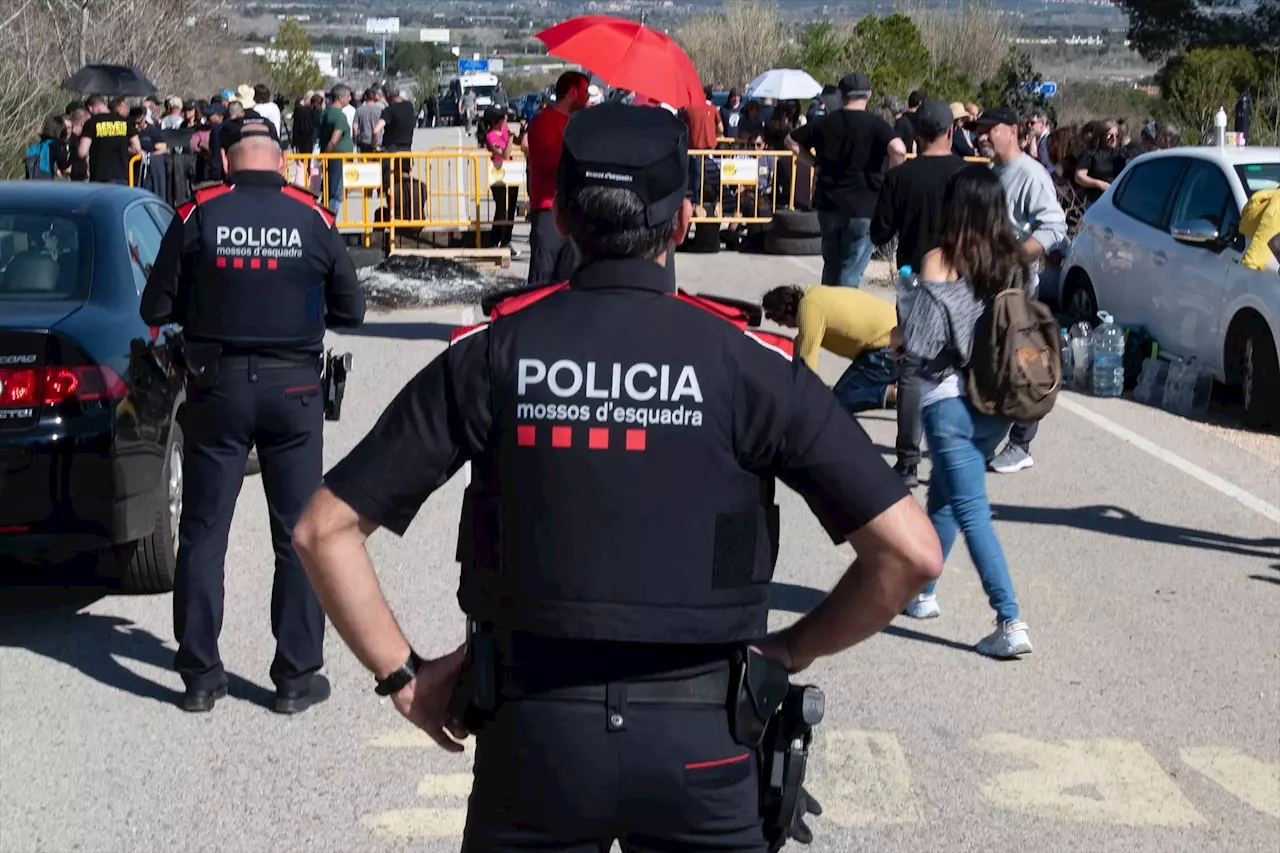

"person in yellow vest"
[762, 284, 900, 413]
[1240, 187, 1280, 272]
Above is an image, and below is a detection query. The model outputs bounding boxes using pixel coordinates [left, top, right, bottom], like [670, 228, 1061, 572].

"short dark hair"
[908, 90, 925, 109]
[127, 106, 147, 122]
[85, 95, 105, 109]
[108, 97, 127, 112]
[703, 85, 714, 100]
[254, 84, 271, 102]
[761, 286, 803, 324]
[66, 100, 85, 114]
[560, 186, 676, 263]
[555, 71, 589, 100]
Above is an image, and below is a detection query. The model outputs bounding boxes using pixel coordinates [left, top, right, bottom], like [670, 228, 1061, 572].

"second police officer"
[141, 114, 366, 715]
[292, 103, 942, 851]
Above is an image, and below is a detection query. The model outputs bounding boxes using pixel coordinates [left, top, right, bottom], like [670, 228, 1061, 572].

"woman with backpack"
[897, 164, 1034, 659]
[25, 115, 71, 179]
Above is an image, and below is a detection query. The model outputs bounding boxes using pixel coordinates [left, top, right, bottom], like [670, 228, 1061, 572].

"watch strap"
[375, 650, 423, 696]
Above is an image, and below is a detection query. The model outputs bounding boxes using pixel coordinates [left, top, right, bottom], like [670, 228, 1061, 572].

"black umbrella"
[62, 64, 158, 98]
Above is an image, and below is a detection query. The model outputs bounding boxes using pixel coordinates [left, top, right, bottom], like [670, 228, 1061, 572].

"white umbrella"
[744, 68, 823, 101]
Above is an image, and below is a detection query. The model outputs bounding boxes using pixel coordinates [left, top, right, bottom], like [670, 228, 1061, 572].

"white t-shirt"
[254, 101, 282, 136]
[342, 104, 356, 130]
[920, 373, 964, 409]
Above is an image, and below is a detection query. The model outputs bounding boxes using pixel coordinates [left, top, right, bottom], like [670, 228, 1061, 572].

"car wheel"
[245, 446, 262, 476]
[119, 422, 182, 594]
[1233, 315, 1280, 430]
[1063, 274, 1098, 323]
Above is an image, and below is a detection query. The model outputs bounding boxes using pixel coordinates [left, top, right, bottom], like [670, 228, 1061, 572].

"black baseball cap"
[915, 98, 956, 138]
[557, 102, 688, 228]
[222, 114, 279, 148]
[967, 106, 1020, 131]
[838, 73, 873, 95]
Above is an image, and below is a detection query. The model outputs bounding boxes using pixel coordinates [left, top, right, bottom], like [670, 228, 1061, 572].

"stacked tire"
[765, 210, 822, 256]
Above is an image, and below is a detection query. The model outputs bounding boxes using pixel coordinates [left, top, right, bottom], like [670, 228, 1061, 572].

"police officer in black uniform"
[141, 114, 366, 714]
[293, 103, 941, 851]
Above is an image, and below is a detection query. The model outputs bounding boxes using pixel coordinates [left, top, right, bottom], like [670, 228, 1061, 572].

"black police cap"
[222, 113, 280, 149]
[557, 102, 688, 228]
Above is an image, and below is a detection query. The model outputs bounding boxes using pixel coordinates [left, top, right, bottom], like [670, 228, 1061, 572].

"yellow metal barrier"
[687, 149, 798, 224]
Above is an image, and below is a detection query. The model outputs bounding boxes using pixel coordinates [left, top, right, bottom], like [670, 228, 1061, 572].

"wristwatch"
[375, 650, 424, 696]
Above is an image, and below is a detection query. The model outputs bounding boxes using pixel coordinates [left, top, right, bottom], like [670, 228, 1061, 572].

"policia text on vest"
[293, 103, 943, 853]
[140, 118, 366, 715]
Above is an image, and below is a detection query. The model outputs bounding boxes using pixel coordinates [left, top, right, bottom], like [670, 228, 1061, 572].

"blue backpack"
[24, 139, 54, 179]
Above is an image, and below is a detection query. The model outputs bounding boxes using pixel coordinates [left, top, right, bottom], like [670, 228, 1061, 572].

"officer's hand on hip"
[751, 633, 813, 674]
[391, 643, 469, 752]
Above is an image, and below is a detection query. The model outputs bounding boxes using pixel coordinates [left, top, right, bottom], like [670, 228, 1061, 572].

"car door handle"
[1152, 251, 1167, 265]
[1102, 227, 1113, 239]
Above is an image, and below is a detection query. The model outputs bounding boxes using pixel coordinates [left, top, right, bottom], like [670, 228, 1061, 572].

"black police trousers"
[462, 699, 768, 852]
[173, 357, 325, 694]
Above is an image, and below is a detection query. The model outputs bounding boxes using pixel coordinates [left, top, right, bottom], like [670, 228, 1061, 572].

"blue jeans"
[920, 396, 1020, 622]
[817, 212, 874, 288]
[326, 158, 344, 214]
[833, 348, 898, 413]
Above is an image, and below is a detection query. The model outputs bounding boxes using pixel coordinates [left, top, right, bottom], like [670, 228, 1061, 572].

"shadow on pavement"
[337, 321, 458, 342]
[0, 563, 275, 710]
[991, 503, 1280, 561]
[1250, 564, 1280, 586]
[769, 582, 974, 654]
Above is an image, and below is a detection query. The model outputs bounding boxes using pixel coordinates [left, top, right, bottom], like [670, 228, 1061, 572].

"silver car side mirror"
[1170, 218, 1221, 246]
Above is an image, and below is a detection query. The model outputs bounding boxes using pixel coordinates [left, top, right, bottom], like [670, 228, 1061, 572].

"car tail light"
[0, 365, 128, 408]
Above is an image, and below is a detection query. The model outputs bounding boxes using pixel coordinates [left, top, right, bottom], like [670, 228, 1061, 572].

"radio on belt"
[322, 350, 353, 421]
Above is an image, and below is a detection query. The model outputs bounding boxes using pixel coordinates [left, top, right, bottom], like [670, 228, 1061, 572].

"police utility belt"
[448, 622, 825, 852]
[173, 334, 353, 422]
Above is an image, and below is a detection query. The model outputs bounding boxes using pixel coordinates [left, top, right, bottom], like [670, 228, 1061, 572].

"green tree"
[977, 48, 1049, 117]
[267, 18, 326, 99]
[851, 14, 931, 97]
[926, 60, 976, 105]
[790, 21, 854, 87]
[1112, 0, 1279, 61]
[1158, 45, 1259, 139]
[387, 42, 452, 77]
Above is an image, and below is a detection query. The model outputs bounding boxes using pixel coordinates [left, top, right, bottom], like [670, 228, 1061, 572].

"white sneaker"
[989, 443, 1034, 474]
[975, 620, 1033, 659]
[905, 593, 940, 619]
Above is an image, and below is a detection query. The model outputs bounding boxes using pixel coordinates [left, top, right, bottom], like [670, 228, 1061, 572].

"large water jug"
[1089, 311, 1126, 397]
[1133, 356, 1168, 406]
[896, 265, 920, 325]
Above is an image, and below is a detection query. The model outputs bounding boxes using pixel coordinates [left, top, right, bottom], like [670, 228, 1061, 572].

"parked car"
[0, 182, 185, 590]
[1060, 146, 1280, 428]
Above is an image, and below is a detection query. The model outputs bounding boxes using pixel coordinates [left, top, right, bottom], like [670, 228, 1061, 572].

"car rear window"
[1235, 164, 1280, 198]
[0, 212, 93, 302]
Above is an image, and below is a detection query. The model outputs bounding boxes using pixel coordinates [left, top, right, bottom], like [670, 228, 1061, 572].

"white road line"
[1058, 396, 1280, 524]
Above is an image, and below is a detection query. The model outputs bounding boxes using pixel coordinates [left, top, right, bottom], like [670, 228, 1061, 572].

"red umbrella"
[535, 15, 703, 109]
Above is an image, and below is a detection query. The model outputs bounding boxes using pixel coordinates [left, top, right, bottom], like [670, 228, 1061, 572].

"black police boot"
[894, 462, 919, 490]
[181, 681, 228, 713]
[273, 674, 331, 715]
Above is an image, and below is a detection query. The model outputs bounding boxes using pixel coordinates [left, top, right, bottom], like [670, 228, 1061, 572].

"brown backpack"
[966, 288, 1062, 422]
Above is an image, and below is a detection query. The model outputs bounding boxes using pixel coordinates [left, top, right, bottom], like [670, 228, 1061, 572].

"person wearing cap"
[786, 72, 907, 289]
[949, 102, 976, 157]
[720, 87, 744, 135]
[292, 101, 941, 851]
[870, 98, 970, 489]
[161, 96, 185, 130]
[140, 115, 366, 716]
[206, 101, 245, 182]
[965, 106, 1067, 477]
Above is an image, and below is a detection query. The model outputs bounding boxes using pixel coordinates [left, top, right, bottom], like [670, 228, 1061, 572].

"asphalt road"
[3, 183, 1279, 853]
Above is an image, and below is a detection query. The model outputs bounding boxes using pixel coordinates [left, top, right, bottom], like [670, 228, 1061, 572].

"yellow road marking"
[810, 730, 924, 826]
[362, 807, 468, 838]
[977, 734, 1206, 827]
[368, 729, 475, 753]
[1180, 747, 1280, 819]
[418, 772, 475, 799]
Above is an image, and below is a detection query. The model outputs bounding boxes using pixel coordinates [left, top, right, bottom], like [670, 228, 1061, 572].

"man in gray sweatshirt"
[970, 106, 1068, 475]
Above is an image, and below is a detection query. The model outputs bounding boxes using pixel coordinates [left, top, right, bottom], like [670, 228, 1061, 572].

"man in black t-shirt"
[869, 98, 969, 489]
[787, 73, 907, 288]
[78, 96, 140, 184]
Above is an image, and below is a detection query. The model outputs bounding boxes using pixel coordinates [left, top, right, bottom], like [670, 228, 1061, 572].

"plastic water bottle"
[896, 265, 920, 325]
[1180, 357, 1214, 417]
[1089, 311, 1125, 397]
[1069, 321, 1092, 392]
[1133, 354, 1168, 406]
[1214, 107, 1228, 147]
[1161, 357, 1187, 412]
[1060, 327, 1074, 387]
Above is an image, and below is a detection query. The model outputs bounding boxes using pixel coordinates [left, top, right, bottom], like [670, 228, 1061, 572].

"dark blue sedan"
[0, 182, 186, 592]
